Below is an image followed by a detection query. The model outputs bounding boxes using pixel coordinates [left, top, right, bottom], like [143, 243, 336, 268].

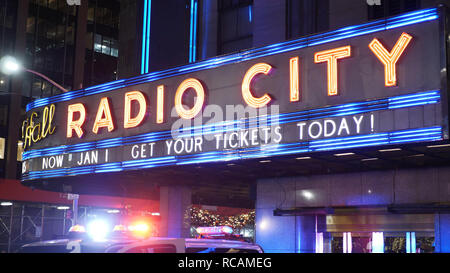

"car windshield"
[186, 247, 260, 253]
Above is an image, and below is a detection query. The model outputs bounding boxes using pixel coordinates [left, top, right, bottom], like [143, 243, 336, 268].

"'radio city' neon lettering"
[290, 57, 300, 102]
[174, 78, 206, 119]
[369, 32, 413, 87]
[314, 46, 352, 96]
[67, 103, 86, 138]
[242, 63, 273, 108]
[64, 34, 414, 139]
[157, 85, 165, 124]
[124, 91, 147, 129]
[93, 97, 115, 134]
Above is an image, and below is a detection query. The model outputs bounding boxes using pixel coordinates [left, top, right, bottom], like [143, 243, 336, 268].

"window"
[368, 0, 420, 20]
[0, 138, 5, 160]
[186, 247, 260, 253]
[94, 34, 119, 57]
[0, 105, 7, 126]
[218, 0, 253, 55]
[125, 244, 177, 253]
[17, 141, 24, 162]
[286, 0, 329, 40]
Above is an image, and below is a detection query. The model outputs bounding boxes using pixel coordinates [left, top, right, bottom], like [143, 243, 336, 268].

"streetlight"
[0, 55, 68, 93]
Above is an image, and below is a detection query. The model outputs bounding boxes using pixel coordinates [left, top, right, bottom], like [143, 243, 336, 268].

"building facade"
[0, 0, 120, 180]
[5, 0, 450, 254]
[119, 0, 450, 253]
[0, 0, 123, 252]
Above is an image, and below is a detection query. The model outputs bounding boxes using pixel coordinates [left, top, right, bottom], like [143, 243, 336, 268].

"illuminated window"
[17, 141, 24, 162]
[94, 34, 119, 57]
[0, 138, 5, 160]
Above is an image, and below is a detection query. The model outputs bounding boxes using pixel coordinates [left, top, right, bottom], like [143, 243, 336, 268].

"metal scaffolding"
[0, 202, 88, 253]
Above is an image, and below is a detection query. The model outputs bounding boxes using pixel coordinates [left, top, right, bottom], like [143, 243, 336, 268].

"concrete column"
[198, 0, 218, 60]
[72, 0, 88, 90]
[253, 0, 286, 48]
[159, 186, 192, 238]
[435, 213, 450, 253]
[118, 0, 140, 79]
[296, 215, 327, 253]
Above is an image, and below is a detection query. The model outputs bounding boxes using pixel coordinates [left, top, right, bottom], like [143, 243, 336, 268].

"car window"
[125, 244, 177, 253]
[19, 245, 71, 253]
[186, 248, 260, 253]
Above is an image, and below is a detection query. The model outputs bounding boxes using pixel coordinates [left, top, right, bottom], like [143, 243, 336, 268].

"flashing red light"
[128, 223, 150, 232]
[124, 222, 151, 238]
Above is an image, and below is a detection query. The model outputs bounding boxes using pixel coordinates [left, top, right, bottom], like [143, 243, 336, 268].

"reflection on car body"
[19, 238, 263, 253]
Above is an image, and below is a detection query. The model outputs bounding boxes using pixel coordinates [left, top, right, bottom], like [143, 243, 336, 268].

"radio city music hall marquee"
[21, 8, 447, 182]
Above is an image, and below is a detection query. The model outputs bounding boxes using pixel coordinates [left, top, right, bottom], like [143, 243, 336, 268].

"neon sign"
[314, 46, 352, 96]
[369, 32, 413, 87]
[64, 33, 414, 139]
[22, 104, 56, 149]
[21, 8, 446, 182]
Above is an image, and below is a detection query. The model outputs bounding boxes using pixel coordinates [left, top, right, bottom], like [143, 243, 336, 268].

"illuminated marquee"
[21, 8, 446, 182]
[64, 33, 413, 138]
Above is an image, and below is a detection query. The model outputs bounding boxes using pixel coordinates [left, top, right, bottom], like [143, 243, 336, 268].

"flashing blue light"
[87, 219, 111, 241]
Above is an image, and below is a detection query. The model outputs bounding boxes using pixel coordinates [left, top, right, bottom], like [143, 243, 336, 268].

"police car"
[18, 225, 263, 253]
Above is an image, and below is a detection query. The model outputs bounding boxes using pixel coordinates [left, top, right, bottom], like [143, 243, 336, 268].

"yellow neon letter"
[93, 97, 115, 134]
[67, 103, 86, 138]
[242, 63, 273, 108]
[175, 78, 206, 119]
[290, 57, 300, 102]
[124, 91, 147, 129]
[314, 46, 351, 96]
[369, 32, 413, 87]
[157, 85, 164, 124]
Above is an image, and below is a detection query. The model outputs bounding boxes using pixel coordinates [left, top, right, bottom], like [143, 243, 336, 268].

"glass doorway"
[329, 232, 435, 253]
